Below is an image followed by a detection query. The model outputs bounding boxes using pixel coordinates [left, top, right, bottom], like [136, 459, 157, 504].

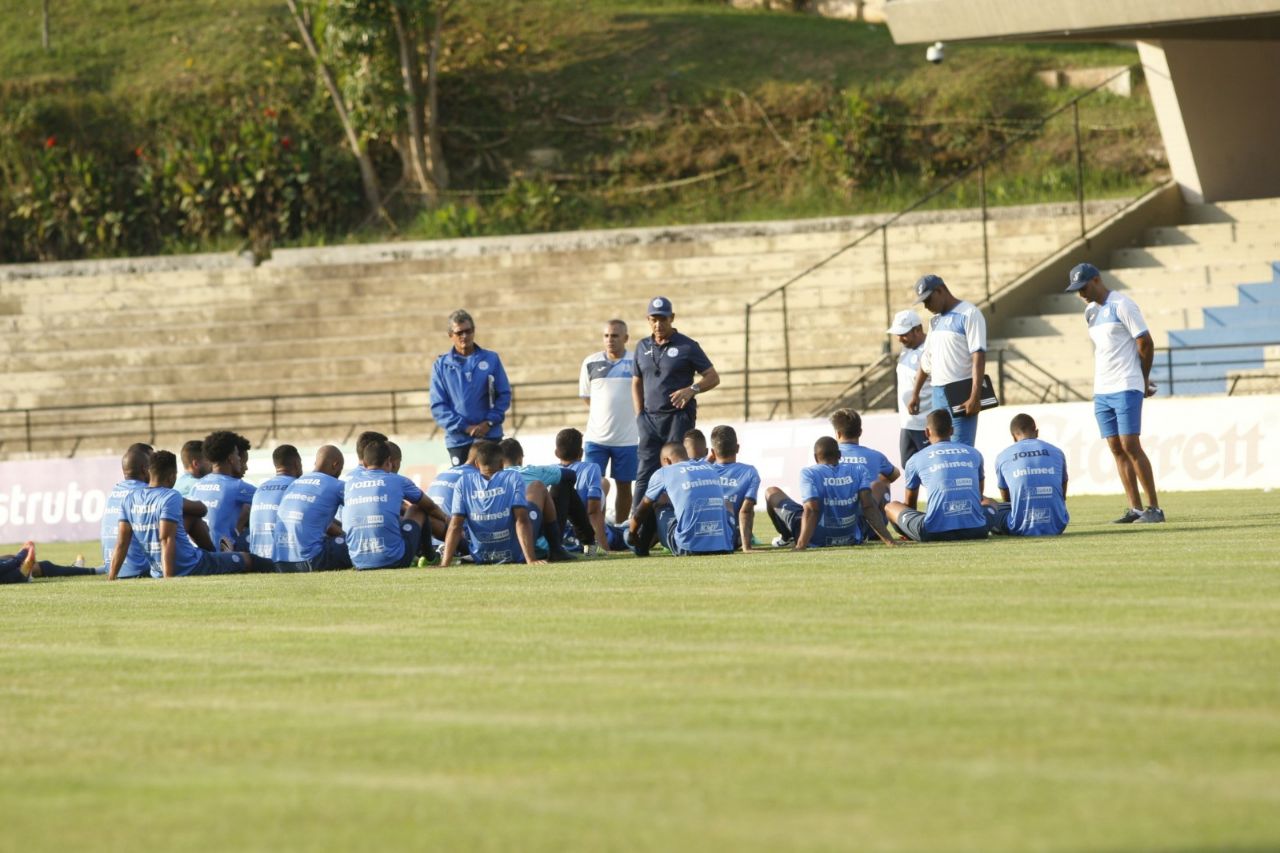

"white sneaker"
[772, 534, 793, 548]
[73, 554, 85, 568]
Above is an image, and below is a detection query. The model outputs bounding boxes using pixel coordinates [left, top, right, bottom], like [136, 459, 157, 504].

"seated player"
[272, 445, 351, 573]
[99, 443, 158, 579]
[709, 425, 761, 552]
[986, 413, 1070, 536]
[440, 441, 544, 566]
[683, 428, 709, 463]
[188, 430, 256, 551]
[344, 438, 445, 570]
[247, 444, 303, 563]
[885, 409, 990, 542]
[174, 439, 210, 497]
[499, 438, 584, 561]
[233, 434, 254, 477]
[110, 450, 258, 578]
[426, 444, 477, 543]
[1, 543, 97, 583]
[554, 428, 609, 555]
[831, 408, 899, 500]
[628, 442, 735, 557]
[353, 430, 389, 473]
[766, 436, 896, 550]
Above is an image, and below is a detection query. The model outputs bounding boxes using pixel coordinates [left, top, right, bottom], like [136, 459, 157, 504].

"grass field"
[3, 490, 1278, 851]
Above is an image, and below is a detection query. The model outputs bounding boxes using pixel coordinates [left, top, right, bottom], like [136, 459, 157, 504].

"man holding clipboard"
[906, 274, 991, 447]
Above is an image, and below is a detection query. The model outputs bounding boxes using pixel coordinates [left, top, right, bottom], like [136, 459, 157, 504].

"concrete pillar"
[1139, 39, 1280, 203]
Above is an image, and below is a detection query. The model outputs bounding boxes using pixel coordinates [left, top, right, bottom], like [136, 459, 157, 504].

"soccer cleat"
[547, 547, 578, 563]
[1133, 506, 1166, 524]
[583, 543, 602, 557]
[1112, 508, 1142, 524]
[771, 534, 793, 548]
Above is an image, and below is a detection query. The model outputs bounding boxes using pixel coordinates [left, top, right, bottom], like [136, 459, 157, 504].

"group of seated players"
[3, 406, 1070, 582]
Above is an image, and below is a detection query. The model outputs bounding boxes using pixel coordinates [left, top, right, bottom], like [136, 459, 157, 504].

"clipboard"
[942, 374, 999, 415]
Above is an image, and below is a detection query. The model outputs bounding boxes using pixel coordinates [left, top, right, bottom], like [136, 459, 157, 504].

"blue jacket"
[429, 345, 511, 448]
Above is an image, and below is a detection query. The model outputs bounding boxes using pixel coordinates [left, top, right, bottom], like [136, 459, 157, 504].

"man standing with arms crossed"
[908, 275, 987, 447]
[887, 309, 932, 467]
[631, 296, 720, 515]
[430, 309, 512, 467]
[1065, 262, 1164, 523]
[579, 319, 639, 521]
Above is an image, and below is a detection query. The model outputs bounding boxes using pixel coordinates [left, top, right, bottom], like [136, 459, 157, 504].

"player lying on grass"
[885, 409, 990, 543]
[439, 441, 544, 566]
[1, 543, 98, 583]
[765, 436, 896, 550]
[343, 438, 446, 570]
[628, 441, 735, 557]
[984, 413, 1070, 537]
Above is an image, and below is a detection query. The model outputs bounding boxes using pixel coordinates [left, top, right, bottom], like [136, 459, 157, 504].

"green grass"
[3, 489, 1278, 850]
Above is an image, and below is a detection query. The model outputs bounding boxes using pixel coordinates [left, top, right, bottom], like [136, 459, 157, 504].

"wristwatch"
[690, 382, 701, 394]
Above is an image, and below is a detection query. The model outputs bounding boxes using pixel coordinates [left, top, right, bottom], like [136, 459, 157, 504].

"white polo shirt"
[896, 344, 930, 430]
[579, 350, 639, 446]
[1085, 291, 1149, 395]
[921, 300, 987, 386]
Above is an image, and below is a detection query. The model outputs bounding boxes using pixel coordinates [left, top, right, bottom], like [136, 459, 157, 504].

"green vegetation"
[0, 0, 1162, 261]
[4, 490, 1278, 850]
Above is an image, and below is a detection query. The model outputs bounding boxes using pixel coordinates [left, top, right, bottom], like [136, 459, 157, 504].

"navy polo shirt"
[635, 331, 713, 415]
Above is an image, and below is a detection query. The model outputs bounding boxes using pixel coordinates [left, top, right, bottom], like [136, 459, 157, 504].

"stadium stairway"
[988, 197, 1280, 403]
[0, 201, 1119, 458]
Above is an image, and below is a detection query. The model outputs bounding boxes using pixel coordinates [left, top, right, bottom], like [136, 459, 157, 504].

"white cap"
[887, 309, 923, 335]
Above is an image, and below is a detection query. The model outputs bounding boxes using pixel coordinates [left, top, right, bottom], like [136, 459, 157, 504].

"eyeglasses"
[450, 327, 475, 337]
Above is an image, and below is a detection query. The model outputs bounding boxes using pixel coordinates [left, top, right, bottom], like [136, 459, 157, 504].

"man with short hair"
[111, 451, 257, 579]
[273, 445, 351, 572]
[174, 440, 209, 497]
[344, 439, 443, 570]
[683, 429, 709, 463]
[908, 275, 988, 447]
[628, 442, 735, 557]
[766, 437, 896, 550]
[247, 444, 303, 562]
[830, 408, 898, 494]
[987, 413, 1070, 536]
[499, 437, 583, 562]
[354, 430, 389, 472]
[188, 430, 256, 550]
[580, 319, 640, 521]
[440, 441, 544, 566]
[554, 428, 609, 555]
[100, 443, 157, 579]
[1066, 262, 1164, 524]
[430, 309, 512, 467]
[632, 296, 720, 519]
[885, 409, 990, 542]
[887, 309, 932, 466]
[709, 425, 761, 552]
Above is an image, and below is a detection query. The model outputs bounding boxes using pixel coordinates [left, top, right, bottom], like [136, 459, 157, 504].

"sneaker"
[1133, 506, 1166, 524]
[73, 554, 85, 568]
[583, 543, 602, 557]
[1112, 508, 1142, 524]
[771, 534, 793, 548]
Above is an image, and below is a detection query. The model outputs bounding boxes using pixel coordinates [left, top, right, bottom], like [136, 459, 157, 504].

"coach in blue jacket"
[430, 309, 512, 466]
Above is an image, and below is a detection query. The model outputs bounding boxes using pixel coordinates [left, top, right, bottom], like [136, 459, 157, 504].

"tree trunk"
[283, 0, 389, 222]
[424, 3, 450, 191]
[389, 3, 436, 199]
[42, 0, 50, 51]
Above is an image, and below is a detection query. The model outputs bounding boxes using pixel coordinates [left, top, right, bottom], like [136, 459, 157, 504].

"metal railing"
[742, 66, 1156, 420]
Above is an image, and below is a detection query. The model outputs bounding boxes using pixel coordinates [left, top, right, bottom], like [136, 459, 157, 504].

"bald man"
[272, 445, 352, 572]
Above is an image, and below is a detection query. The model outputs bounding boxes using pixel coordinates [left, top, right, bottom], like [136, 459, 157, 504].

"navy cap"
[1066, 262, 1100, 292]
[913, 274, 945, 304]
[646, 295, 674, 317]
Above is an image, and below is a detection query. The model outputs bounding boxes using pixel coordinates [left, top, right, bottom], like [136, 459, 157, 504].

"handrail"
[743, 65, 1141, 419]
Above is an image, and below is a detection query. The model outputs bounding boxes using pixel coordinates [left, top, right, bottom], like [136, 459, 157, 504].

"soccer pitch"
[3, 490, 1278, 852]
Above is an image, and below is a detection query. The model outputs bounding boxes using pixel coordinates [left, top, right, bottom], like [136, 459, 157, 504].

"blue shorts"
[931, 385, 978, 446]
[355, 520, 423, 570]
[1094, 390, 1143, 438]
[188, 551, 249, 576]
[892, 508, 989, 543]
[584, 442, 638, 481]
[274, 536, 351, 573]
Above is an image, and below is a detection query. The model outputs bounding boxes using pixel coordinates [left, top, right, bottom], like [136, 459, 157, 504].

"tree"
[283, 0, 451, 221]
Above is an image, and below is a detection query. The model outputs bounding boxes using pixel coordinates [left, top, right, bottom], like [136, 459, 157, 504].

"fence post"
[25, 409, 32, 452]
[782, 289, 794, 416]
[997, 348, 1006, 402]
[1166, 348, 1175, 396]
[980, 161, 991, 305]
[881, 226, 891, 345]
[270, 397, 278, 436]
[1073, 100, 1086, 241]
[743, 303, 752, 421]
[391, 391, 399, 432]
[148, 402, 156, 444]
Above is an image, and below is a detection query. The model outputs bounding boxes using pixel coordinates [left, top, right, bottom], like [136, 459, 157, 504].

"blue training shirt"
[427, 467, 466, 516]
[101, 478, 151, 577]
[837, 442, 896, 481]
[645, 460, 735, 553]
[343, 468, 425, 569]
[995, 438, 1070, 536]
[799, 461, 873, 547]
[566, 460, 604, 504]
[904, 441, 988, 533]
[273, 472, 345, 563]
[173, 472, 202, 498]
[248, 474, 296, 561]
[429, 345, 511, 449]
[187, 473, 256, 547]
[120, 487, 205, 577]
[713, 460, 761, 514]
[451, 468, 530, 564]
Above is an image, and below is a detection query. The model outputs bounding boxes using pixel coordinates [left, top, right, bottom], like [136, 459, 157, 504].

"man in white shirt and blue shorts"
[907, 275, 988, 447]
[1066, 262, 1164, 524]
[579, 319, 640, 520]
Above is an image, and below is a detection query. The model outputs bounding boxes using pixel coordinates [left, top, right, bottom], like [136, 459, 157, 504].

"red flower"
[44, 135, 56, 149]
[134, 146, 144, 158]
[263, 107, 277, 118]
[280, 136, 292, 150]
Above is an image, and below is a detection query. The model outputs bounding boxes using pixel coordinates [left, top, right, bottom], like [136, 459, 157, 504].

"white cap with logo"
[886, 309, 924, 335]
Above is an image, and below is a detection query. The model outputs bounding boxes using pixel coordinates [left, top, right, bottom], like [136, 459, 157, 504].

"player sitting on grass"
[110, 451, 260, 578]
[174, 439, 210, 497]
[1, 543, 97, 583]
[272, 445, 351, 573]
[188, 430, 257, 551]
[439, 441, 544, 567]
[100, 443, 159, 579]
[248, 445, 303, 563]
[765, 436, 896, 550]
[628, 442, 735, 557]
[709, 425, 761, 552]
[985, 413, 1070, 537]
[344, 438, 445, 570]
[831, 408, 899, 501]
[499, 438, 584, 562]
[554, 428, 609, 556]
[885, 409, 990, 542]
[683, 428, 709, 462]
